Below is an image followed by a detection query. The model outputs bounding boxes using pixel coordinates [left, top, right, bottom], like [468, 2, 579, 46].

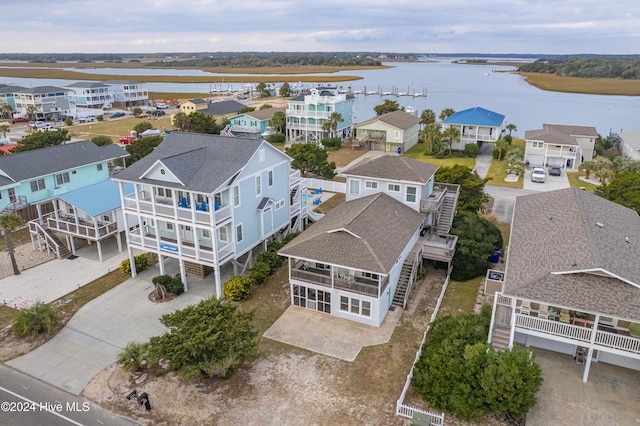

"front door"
[181, 225, 194, 244]
[8, 188, 16, 203]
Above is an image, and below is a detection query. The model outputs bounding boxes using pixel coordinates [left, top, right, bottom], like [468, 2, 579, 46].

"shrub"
[64, 118, 73, 126]
[450, 212, 503, 281]
[120, 254, 150, 275]
[118, 341, 149, 372]
[152, 274, 184, 295]
[12, 302, 59, 337]
[91, 135, 112, 146]
[268, 133, 286, 144]
[249, 261, 271, 285]
[223, 276, 254, 301]
[321, 137, 342, 150]
[423, 150, 433, 156]
[492, 147, 500, 159]
[504, 134, 513, 144]
[463, 143, 480, 157]
[133, 121, 153, 135]
[96, 114, 104, 121]
[256, 250, 283, 271]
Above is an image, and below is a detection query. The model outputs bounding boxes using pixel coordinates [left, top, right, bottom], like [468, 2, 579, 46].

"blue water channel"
[1, 59, 638, 135]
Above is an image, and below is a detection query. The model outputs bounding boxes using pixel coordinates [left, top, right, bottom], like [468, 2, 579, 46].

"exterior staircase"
[290, 187, 298, 205]
[1, 196, 29, 215]
[490, 326, 510, 351]
[436, 192, 458, 235]
[392, 259, 415, 308]
[30, 221, 72, 259]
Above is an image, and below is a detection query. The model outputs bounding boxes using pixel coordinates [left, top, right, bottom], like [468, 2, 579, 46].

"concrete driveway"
[7, 262, 221, 395]
[523, 167, 570, 191]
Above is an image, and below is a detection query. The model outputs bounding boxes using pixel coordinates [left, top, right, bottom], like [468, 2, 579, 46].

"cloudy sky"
[2, 0, 638, 54]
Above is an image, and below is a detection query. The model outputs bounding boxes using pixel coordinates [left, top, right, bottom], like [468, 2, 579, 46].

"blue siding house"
[225, 107, 284, 139]
[112, 132, 306, 296]
[0, 140, 128, 216]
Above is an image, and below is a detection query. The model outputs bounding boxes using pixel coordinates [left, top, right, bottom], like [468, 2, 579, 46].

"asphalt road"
[0, 365, 138, 426]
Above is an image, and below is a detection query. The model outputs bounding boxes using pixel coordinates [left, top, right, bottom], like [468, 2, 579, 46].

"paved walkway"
[473, 142, 494, 179]
[6, 263, 218, 395]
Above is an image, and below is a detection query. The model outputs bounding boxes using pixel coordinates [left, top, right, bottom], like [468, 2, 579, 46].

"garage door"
[547, 156, 563, 167]
[527, 154, 544, 166]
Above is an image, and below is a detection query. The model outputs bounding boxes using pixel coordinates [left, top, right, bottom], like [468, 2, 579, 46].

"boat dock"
[351, 85, 427, 97]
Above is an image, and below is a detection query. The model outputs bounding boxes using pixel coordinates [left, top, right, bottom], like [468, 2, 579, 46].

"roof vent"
[596, 222, 605, 228]
[626, 237, 630, 243]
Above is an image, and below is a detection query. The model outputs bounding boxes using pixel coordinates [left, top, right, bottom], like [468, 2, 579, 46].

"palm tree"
[0, 124, 9, 139]
[595, 167, 614, 184]
[439, 108, 455, 122]
[268, 111, 286, 134]
[593, 156, 613, 177]
[578, 160, 596, 179]
[494, 138, 510, 161]
[419, 109, 436, 129]
[506, 123, 517, 136]
[1, 105, 13, 120]
[420, 123, 441, 153]
[432, 136, 448, 154]
[505, 148, 525, 175]
[0, 213, 22, 276]
[26, 105, 39, 121]
[442, 126, 460, 156]
[322, 112, 343, 139]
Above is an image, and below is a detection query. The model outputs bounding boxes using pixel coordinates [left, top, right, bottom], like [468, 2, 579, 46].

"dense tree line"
[148, 55, 381, 68]
[518, 57, 640, 79]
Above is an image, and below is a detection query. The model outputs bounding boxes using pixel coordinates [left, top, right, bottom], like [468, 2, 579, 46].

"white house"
[524, 124, 598, 169]
[103, 80, 149, 107]
[441, 106, 505, 149]
[488, 188, 640, 382]
[619, 130, 640, 161]
[112, 132, 306, 296]
[11, 86, 75, 120]
[65, 82, 114, 109]
[278, 192, 425, 327]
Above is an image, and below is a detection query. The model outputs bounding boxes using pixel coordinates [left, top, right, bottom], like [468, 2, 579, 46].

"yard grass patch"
[66, 117, 174, 141]
[437, 276, 484, 317]
[566, 171, 599, 192]
[485, 160, 523, 188]
[403, 145, 476, 169]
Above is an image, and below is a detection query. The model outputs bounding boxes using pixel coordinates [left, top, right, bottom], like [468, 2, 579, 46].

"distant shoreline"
[516, 72, 640, 96]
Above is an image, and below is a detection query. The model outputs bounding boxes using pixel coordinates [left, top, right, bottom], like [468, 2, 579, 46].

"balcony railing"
[290, 265, 387, 298]
[229, 125, 260, 133]
[39, 212, 117, 240]
[127, 231, 234, 265]
[286, 110, 331, 118]
[123, 195, 231, 226]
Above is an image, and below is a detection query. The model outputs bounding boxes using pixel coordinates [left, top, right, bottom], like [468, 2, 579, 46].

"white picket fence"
[303, 177, 346, 194]
[395, 274, 450, 425]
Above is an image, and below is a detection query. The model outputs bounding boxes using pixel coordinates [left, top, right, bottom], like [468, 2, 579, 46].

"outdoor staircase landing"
[436, 194, 457, 235]
[40, 227, 72, 259]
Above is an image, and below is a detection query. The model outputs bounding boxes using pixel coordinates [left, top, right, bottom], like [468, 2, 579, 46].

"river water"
[1, 60, 637, 135]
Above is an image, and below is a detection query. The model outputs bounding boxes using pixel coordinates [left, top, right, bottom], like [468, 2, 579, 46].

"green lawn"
[485, 159, 523, 188]
[66, 116, 175, 142]
[403, 145, 476, 169]
[566, 171, 599, 192]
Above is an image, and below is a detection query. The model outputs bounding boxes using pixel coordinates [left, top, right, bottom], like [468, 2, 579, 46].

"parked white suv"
[531, 167, 546, 183]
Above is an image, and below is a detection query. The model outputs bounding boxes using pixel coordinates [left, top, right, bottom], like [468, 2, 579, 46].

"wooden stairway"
[392, 259, 415, 308]
[38, 227, 72, 259]
[436, 193, 457, 235]
[491, 326, 510, 351]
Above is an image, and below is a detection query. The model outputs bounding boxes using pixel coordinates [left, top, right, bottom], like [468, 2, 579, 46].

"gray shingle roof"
[278, 193, 424, 273]
[65, 82, 110, 88]
[13, 86, 72, 94]
[112, 132, 278, 193]
[356, 110, 421, 130]
[202, 100, 245, 116]
[525, 123, 598, 145]
[0, 141, 128, 183]
[242, 107, 284, 121]
[0, 85, 27, 94]
[504, 188, 640, 320]
[342, 155, 439, 184]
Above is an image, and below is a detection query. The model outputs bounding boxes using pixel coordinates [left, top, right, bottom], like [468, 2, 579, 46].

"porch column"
[97, 241, 103, 262]
[158, 255, 165, 275]
[36, 203, 43, 226]
[508, 297, 517, 348]
[582, 314, 600, 383]
[214, 263, 222, 298]
[179, 260, 188, 293]
[127, 246, 137, 277]
[116, 231, 123, 252]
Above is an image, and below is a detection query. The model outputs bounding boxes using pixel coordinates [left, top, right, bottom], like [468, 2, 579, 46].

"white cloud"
[0, 0, 638, 53]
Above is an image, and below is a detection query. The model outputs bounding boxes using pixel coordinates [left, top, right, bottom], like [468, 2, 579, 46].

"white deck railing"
[516, 314, 592, 342]
[595, 330, 640, 354]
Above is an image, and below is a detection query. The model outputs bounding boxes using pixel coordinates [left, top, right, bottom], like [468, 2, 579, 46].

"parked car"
[548, 165, 562, 176]
[9, 117, 29, 124]
[151, 110, 166, 117]
[30, 121, 48, 129]
[111, 112, 126, 118]
[155, 102, 168, 109]
[36, 123, 57, 132]
[78, 116, 96, 123]
[531, 167, 546, 183]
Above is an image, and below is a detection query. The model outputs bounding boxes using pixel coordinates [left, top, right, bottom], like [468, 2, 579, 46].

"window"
[156, 187, 172, 198]
[256, 176, 262, 196]
[97, 164, 103, 172]
[202, 229, 211, 238]
[365, 181, 378, 190]
[406, 186, 417, 203]
[233, 186, 240, 207]
[236, 224, 243, 242]
[219, 227, 228, 242]
[388, 183, 400, 192]
[348, 179, 360, 196]
[55, 172, 70, 186]
[268, 170, 274, 187]
[339, 296, 371, 318]
[275, 199, 285, 210]
[166, 222, 174, 231]
[532, 141, 544, 149]
[30, 179, 46, 192]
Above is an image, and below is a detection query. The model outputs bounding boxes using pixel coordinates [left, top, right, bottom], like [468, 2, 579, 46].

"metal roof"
[58, 180, 133, 217]
[442, 106, 505, 127]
